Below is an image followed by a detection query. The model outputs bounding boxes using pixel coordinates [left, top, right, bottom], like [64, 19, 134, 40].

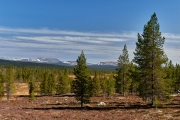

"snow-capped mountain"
[0, 57, 60, 64]
[0, 57, 117, 66]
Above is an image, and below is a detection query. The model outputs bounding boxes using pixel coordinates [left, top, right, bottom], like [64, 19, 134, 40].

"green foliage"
[106, 74, 115, 96]
[174, 64, 180, 92]
[154, 97, 162, 108]
[72, 51, 92, 107]
[40, 72, 56, 95]
[133, 13, 168, 105]
[56, 69, 71, 94]
[40, 72, 48, 95]
[40, 71, 56, 95]
[0, 75, 4, 99]
[28, 75, 36, 101]
[0, 60, 114, 101]
[0, 68, 5, 99]
[128, 62, 139, 94]
[163, 60, 176, 94]
[6, 65, 16, 100]
[92, 71, 101, 96]
[48, 73, 56, 95]
[100, 75, 107, 94]
[115, 44, 130, 96]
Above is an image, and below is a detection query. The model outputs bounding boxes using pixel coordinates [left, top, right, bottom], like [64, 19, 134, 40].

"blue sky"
[0, 1, 180, 63]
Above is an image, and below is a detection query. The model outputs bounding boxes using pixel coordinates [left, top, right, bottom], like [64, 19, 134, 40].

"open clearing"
[0, 83, 180, 120]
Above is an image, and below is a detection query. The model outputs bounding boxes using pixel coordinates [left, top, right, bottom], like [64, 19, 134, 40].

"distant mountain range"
[0, 57, 118, 69]
[0, 57, 118, 66]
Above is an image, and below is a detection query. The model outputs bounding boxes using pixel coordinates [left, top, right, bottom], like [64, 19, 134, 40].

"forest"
[0, 13, 180, 119]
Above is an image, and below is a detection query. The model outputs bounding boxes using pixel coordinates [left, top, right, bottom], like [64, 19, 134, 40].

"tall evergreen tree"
[133, 13, 167, 105]
[72, 51, 92, 107]
[115, 44, 130, 96]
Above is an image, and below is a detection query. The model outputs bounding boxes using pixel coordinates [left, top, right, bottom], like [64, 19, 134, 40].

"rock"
[97, 102, 106, 106]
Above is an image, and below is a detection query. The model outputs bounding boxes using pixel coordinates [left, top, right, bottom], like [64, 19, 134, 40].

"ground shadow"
[23, 103, 180, 111]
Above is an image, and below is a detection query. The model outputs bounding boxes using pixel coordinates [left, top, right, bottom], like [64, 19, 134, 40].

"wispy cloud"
[0, 26, 180, 63]
[0, 26, 137, 38]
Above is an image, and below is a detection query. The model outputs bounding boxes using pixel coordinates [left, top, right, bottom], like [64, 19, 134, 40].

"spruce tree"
[115, 44, 130, 96]
[100, 75, 107, 95]
[92, 71, 101, 96]
[106, 73, 115, 96]
[133, 13, 168, 105]
[164, 60, 175, 93]
[40, 72, 56, 95]
[47, 73, 56, 95]
[72, 51, 92, 107]
[40, 71, 48, 95]
[56, 69, 71, 94]
[29, 74, 36, 101]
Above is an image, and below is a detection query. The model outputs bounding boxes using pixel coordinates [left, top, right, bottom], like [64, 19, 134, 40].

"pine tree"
[174, 64, 180, 92]
[128, 62, 139, 94]
[164, 60, 175, 93]
[6, 65, 16, 100]
[92, 71, 101, 96]
[56, 69, 71, 94]
[106, 73, 115, 96]
[16, 67, 23, 83]
[115, 44, 130, 96]
[28, 74, 36, 101]
[72, 51, 92, 107]
[100, 75, 107, 95]
[40, 71, 49, 95]
[133, 13, 168, 105]
[22, 68, 31, 83]
[40, 72, 56, 95]
[47, 73, 56, 95]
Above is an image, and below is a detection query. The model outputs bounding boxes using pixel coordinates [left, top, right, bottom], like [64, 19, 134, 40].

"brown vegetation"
[0, 83, 180, 119]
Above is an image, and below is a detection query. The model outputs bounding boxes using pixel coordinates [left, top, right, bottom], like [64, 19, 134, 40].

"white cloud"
[0, 26, 137, 38]
[163, 33, 180, 39]
[0, 26, 180, 63]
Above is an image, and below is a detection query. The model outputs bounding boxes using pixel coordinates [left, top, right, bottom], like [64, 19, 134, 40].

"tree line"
[0, 64, 115, 101]
[72, 13, 180, 107]
[0, 13, 180, 107]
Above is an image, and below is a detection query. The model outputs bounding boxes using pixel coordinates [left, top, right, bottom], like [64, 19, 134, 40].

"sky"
[0, 1, 180, 64]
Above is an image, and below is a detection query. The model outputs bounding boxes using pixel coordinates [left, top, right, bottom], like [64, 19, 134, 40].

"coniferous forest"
[0, 13, 180, 119]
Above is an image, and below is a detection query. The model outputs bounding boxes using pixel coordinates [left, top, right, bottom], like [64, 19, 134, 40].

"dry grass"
[0, 83, 180, 120]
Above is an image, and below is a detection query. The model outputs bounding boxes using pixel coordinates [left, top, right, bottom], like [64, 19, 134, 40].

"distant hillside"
[0, 59, 116, 70]
[88, 65, 116, 70]
[0, 59, 70, 68]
